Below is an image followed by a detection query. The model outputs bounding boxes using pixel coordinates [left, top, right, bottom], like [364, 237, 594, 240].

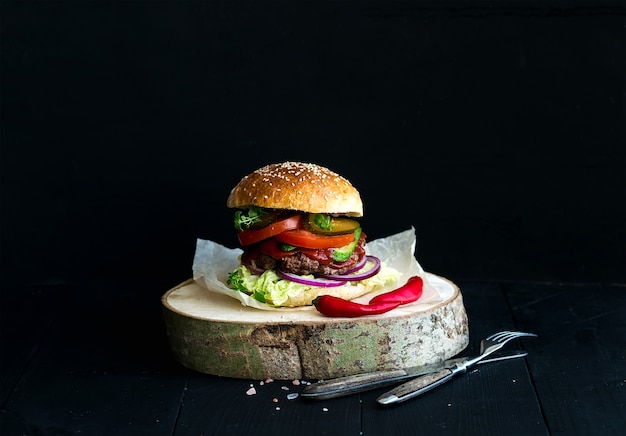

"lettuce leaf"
[227, 264, 401, 307]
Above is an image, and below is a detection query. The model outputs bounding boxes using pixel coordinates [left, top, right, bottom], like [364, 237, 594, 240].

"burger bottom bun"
[277, 280, 383, 307]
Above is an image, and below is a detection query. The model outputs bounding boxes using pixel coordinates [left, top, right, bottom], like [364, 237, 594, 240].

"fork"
[478, 330, 538, 359]
[377, 330, 537, 405]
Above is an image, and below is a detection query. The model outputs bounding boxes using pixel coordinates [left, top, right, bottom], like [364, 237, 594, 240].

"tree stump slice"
[162, 273, 469, 380]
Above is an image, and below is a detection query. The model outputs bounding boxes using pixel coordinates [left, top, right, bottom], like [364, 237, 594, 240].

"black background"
[2, 0, 625, 292]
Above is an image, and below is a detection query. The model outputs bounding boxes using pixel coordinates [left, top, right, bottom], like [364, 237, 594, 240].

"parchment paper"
[192, 227, 444, 311]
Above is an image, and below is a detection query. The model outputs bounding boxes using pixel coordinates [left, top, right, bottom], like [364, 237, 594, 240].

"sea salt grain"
[287, 393, 299, 400]
[246, 387, 257, 396]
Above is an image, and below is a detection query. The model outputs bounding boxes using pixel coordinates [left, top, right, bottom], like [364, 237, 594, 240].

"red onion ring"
[319, 255, 381, 282]
[277, 270, 345, 287]
[243, 263, 265, 275]
[341, 255, 368, 275]
[245, 255, 381, 287]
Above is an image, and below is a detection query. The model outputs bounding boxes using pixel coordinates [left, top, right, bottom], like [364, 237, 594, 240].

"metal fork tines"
[460, 330, 538, 370]
[377, 330, 537, 405]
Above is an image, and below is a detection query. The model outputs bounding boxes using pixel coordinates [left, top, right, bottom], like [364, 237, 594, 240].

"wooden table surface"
[1, 280, 624, 435]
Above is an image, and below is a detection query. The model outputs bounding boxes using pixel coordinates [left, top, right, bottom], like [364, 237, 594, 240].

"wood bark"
[162, 275, 469, 380]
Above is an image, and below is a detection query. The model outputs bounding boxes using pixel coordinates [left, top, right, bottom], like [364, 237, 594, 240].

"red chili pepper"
[368, 276, 424, 305]
[312, 295, 401, 318]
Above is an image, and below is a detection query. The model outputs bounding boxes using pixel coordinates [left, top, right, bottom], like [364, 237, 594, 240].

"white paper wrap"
[192, 227, 444, 311]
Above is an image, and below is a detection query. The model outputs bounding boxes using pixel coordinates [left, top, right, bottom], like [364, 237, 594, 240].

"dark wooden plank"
[176, 373, 362, 435]
[361, 282, 547, 435]
[1, 284, 188, 435]
[361, 358, 547, 436]
[0, 286, 54, 435]
[7, 280, 623, 435]
[507, 283, 626, 435]
[0, 286, 63, 406]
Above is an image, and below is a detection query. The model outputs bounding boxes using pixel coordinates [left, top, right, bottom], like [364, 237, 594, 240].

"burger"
[225, 161, 400, 307]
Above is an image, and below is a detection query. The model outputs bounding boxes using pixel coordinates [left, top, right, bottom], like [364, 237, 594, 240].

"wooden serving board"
[161, 274, 469, 380]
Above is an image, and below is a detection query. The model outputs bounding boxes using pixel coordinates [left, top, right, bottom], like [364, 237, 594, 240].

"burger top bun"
[227, 162, 363, 216]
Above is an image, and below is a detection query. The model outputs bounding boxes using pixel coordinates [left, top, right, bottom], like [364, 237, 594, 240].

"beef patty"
[252, 251, 362, 276]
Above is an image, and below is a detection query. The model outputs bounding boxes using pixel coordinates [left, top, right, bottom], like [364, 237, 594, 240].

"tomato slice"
[275, 228, 357, 249]
[237, 214, 302, 246]
[258, 239, 298, 258]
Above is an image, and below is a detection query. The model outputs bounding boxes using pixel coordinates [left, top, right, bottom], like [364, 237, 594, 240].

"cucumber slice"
[332, 228, 362, 262]
[307, 214, 360, 235]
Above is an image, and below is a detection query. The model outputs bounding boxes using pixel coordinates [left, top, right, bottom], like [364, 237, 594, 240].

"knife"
[376, 349, 530, 405]
[300, 350, 527, 400]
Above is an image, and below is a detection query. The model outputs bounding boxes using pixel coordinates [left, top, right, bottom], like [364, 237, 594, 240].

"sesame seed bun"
[227, 162, 363, 216]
